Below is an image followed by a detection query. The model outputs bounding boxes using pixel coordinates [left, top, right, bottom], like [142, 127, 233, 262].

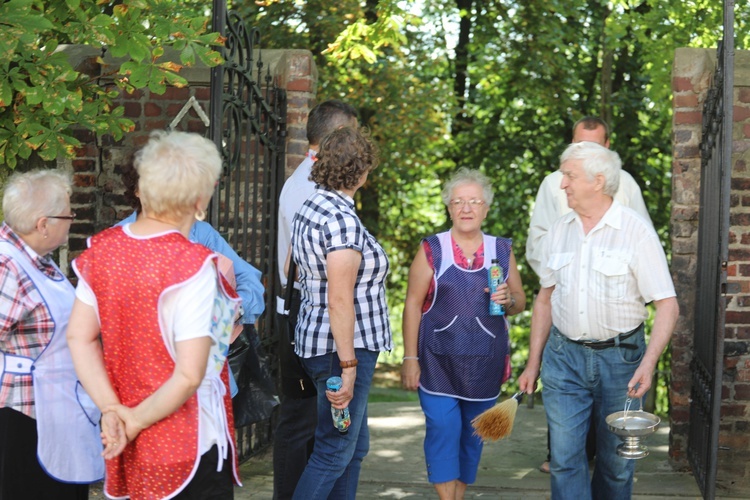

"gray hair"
[560, 141, 621, 197]
[441, 168, 494, 207]
[135, 131, 222, 218]
[2, 169, 72, 234]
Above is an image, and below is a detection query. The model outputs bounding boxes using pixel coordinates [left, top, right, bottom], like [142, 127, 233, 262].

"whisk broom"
[471, 392, 524, 441]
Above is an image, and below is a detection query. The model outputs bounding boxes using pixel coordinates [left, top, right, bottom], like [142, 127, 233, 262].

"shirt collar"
[0, 222, 60, 279]
[316, 187, 355, 209]
[565, 199, 622, 231]
[1, 222, 40, 259]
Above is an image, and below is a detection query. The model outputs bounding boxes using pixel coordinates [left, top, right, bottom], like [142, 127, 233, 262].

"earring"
[195, 208, 206, 221]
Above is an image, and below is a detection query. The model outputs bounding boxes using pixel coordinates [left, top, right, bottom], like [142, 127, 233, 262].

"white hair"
[441, 168, 494, 207]
[560, 141, 621, 196]
[2, 169, 72, 234]
[135, 131, 222, 218]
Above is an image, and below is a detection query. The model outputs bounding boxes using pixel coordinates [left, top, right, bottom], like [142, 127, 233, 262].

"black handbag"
[231, 325, 280, 427]
[279, 258, 317, 399]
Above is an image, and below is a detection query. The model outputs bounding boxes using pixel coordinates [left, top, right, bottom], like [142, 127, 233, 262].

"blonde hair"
[135, 131, 222, 218]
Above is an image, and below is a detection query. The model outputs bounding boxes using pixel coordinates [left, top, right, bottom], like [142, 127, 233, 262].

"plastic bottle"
[488, 259, 505, 316]
[326, 376, 351, 433]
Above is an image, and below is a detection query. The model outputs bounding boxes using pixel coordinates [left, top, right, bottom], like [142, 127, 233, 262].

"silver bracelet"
[403, 356, 419, 360]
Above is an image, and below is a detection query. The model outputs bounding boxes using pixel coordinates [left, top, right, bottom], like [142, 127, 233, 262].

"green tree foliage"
[237, 1, 748, 411]
[0, 0, 224, 169]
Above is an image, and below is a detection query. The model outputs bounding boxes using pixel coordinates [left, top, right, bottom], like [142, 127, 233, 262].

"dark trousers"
[273, 308, 317, 500]
[273, 394, 318, 499]
[0, 407, 89, 500]
[174, 445, 234, 499]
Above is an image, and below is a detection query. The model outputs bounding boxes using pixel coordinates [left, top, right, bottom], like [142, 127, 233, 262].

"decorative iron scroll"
[209, 3, 287, 462]
[688, 2, 734, 498]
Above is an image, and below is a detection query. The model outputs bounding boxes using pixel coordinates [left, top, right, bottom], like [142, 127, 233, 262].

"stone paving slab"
[233, 401, 712, 499]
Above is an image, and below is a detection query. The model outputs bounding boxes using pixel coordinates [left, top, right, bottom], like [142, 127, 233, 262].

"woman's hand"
[100, 410, 128, 459]
[105, 404, 147, 443]
[327, 367, 356, 409]
[401, 358, 420, 391]
[489, 282, 513, 310]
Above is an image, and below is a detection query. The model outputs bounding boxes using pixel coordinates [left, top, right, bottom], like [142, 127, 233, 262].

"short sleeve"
[169, 261, 219, 343]
[323, 211, 364, 254]
[75, 278, 97, 307]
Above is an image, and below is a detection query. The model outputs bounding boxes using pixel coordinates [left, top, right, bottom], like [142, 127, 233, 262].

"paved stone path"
[234, 401, 708, 499]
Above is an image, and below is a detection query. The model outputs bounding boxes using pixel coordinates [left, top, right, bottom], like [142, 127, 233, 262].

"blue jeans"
[292, 349, 379, 500]
[542, 325, 645, 500]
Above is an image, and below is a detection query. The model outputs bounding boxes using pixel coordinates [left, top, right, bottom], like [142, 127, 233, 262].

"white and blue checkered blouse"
[291, 188, 392, 358]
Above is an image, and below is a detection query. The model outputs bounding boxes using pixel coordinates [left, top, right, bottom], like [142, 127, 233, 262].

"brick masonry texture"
[671, 47, 750, 495]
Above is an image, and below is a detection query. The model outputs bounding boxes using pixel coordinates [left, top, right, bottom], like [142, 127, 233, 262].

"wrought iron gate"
[209, 3, 287, 461]
[688, 2, 734, 497]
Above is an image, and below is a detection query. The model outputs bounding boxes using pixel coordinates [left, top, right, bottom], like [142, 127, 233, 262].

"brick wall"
[671, 47, 750, 494]
[58, 46, 317, 266]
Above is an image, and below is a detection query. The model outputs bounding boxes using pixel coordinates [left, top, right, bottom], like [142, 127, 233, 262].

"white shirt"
[539, 201, 675, 341]
[277, 150, 317, 287]
[527, 169, 651, 277]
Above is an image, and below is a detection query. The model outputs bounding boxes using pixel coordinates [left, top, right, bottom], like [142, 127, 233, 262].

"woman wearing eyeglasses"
[401, 167, 525, 500]
[0, 170, 103, 500]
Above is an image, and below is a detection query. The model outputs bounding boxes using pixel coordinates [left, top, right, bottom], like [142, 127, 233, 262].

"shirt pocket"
[546, 252, 574, 293]
[591, 249, 630, 301]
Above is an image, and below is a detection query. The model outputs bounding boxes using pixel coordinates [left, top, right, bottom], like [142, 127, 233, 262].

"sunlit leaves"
[1, 0, 223, 170]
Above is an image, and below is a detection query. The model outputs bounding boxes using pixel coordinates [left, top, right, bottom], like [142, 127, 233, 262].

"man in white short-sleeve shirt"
[526, 116, 651, 277]
[518, 141, 679, 499]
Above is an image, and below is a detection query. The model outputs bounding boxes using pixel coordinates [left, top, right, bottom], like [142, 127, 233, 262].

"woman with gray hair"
[0, 169, 103, 499]
[401, 167, 525, 500]
[67, 130, 242, 499]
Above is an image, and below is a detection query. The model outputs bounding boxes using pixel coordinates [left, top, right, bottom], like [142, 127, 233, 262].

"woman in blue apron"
[0, 170, 103, 500]
[401, 168, 526, 500]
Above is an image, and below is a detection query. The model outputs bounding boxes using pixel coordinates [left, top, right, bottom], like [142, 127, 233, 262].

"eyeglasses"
[47, 212, 76, 221]
[449, 199, 486, 209]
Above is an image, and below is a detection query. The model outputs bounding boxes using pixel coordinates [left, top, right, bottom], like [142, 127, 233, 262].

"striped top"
[291, 188, 392, 358]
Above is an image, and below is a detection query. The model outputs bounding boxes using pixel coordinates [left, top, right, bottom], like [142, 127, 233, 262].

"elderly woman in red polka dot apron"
[401, 168, 526, 500]
[67, 131, 242, 500]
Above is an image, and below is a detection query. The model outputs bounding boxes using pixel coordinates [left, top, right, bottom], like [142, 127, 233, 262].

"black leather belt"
[565, 324, 642, 350]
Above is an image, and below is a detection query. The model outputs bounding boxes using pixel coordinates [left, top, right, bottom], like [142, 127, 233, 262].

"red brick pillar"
[669, 47, 715, 463]
[671, 47, 750, 494]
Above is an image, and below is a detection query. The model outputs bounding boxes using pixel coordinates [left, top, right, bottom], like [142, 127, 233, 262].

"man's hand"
[518, 366, 540, 395]
[627, 361, 655, 399]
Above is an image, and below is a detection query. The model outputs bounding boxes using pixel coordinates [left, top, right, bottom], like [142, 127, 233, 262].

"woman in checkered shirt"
[289, 126, 392, 499]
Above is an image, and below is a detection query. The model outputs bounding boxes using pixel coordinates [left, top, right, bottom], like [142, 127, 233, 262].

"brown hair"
[310, 127, 378, 191]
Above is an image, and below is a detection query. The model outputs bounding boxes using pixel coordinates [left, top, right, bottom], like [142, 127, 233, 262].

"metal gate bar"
[688, 2, 734, 497]
[209, 1, 287, 463]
